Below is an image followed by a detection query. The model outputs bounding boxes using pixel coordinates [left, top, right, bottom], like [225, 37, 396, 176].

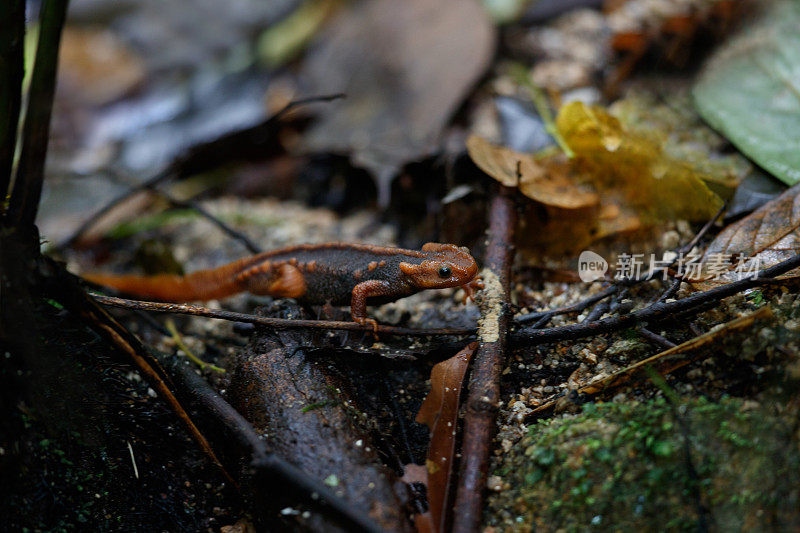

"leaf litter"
[693, 183, 800, 287]
[469, 99, 725, 254]
[298, 0, 495, 204]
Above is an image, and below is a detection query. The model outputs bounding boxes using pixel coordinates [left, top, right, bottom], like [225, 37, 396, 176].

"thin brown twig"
[582, 297, 610, 323]
[161, 193, 262, 254]
[656, 278, 682, 303]
[65, 166, 264, 253]
[511, 251, 800, 346]
[678, 202, 726, 255]
[91, 294, 477, 337]
[638, 326, 677, 349]
[452, 187, 516, 533]
[528, 306, 772, 418]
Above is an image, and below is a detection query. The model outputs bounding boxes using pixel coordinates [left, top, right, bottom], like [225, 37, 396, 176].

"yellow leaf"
[556, 101, 724, 223]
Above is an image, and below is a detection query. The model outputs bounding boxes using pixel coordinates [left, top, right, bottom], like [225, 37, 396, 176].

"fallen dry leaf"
[468, 100, 726, 255]
[59, 26, 146, 106]
[299, 0, 495, 203]
[467, 134, 641, 255]
[466, 135, 598, 209]
[695, 182, 799, 286]
[415, 342, 477, 533]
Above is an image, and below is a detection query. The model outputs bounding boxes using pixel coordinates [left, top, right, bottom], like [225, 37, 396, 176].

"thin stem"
[0, 0, 25, 213]
[91, 294, 477, 337]
[508, 63, 574, 158]
[7, 0, 68, 226]
[453, 187, 517, 531]
[164, 318, 226, 373]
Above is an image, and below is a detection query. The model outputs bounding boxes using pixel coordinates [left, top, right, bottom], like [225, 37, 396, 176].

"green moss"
[486, 397, 800, 532]
[302, 400, 333, 412]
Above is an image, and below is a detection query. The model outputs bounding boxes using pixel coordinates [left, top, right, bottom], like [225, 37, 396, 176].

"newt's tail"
[84, 258, 253, 302]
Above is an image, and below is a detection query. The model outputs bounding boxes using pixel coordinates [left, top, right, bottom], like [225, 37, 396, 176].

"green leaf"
[693, 1, 800, 186]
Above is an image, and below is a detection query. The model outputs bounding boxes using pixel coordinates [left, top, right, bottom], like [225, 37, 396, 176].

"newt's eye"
[438, 266, 451, 279]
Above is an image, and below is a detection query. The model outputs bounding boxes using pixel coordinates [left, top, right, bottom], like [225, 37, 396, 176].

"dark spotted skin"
[241, 245, 423, 304]
[85, 242, 481, 328]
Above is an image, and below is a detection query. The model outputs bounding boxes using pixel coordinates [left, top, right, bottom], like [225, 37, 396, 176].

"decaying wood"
[228, 325, 414, 532]
[157, 351, 383, 533]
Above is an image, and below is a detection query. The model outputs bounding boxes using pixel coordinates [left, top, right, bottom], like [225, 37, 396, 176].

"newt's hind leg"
[241, 263, 307, 299]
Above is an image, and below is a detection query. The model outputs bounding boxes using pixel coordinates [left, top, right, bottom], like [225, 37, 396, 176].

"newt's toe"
[462, 276, 484, 303]
[355, 316, 380, 340]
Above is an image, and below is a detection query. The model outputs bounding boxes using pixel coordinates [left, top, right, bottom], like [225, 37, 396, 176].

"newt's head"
[400, 243, 478, 290]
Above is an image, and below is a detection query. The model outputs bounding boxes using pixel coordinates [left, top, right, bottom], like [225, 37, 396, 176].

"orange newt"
[85, 242, 482, 329]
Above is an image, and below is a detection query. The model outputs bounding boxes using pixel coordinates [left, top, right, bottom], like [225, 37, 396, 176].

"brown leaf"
[299, 0, 495, 203]
[415, 342, 477, 533]
[470, 100, 728, 256]
[516, 202, 642, 257]
[59, 26, 146, 106]
[696, 182, 799, 286]
[466, 135, 599, 209]
[412, 513, 436, 533]
[467, 134, 643, 255]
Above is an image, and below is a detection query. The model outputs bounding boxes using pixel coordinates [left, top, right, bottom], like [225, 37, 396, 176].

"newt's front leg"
[350, 279, 395, 332]
[461, 276, 484, 304]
